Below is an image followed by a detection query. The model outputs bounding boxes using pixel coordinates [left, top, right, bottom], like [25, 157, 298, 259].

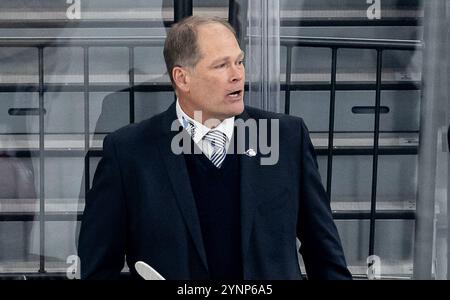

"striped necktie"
[203, 130, 228, 168]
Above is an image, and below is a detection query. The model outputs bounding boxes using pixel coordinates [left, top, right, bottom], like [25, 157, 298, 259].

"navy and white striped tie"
[203, 130, 228, 168]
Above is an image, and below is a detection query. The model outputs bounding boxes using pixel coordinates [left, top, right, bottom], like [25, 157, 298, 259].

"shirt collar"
[176, 99, 234, 144]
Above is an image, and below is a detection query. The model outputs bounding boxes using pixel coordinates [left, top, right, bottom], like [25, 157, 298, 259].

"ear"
[172, 66, 191, 93]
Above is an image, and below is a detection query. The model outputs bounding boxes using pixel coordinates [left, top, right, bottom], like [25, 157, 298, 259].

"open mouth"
[227, 89, 243, 98]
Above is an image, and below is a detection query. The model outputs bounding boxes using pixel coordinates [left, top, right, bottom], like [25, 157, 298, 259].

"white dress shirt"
[176, 99, 234, 160]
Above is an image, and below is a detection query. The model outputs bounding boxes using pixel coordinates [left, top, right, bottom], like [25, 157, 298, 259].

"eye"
[238, 60, 244, 65]
[215, 63, 227, 69]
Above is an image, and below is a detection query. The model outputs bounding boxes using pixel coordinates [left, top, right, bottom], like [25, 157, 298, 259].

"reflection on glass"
[0, 0, 171, 277]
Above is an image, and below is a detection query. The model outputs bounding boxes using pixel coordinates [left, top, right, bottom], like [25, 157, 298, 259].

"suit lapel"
[156, 102, 209, 272]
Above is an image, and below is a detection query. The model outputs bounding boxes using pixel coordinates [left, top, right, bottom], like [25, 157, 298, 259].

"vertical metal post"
[228, 0, 238, 33]
[228, 0, 248, 45]
[129, 47, 135, 124]
[448, 126, 450, 280]
[414, 0, 445, 279]
[447, 125, 450, 279]
[174, 0, 193, 23]
[284, 46, 292, 114]
[83, 47, 90, 201]
[326, 48, 337, 200]
[38, 47, 45, 273]
[368, 49, 383, 257]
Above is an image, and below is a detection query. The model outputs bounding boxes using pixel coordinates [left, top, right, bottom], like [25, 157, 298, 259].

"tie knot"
[203, 130, 228, 168]
[203, 130, 227, 149]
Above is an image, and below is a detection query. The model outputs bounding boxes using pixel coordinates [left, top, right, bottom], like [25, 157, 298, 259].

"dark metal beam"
[281, 36, 422, 51]
[0, 82, 420, 93]
[368, 49, 383, 257]
[0, 211, 416, 222]
[174, 0, 193, 23]
[326, 48, 337, 200]
[0, 36, 423, 50]
[83, 47, 91, 203]
[38, 47, 46, 274]
[281, 18, 421, 27]
[333, 211, 416, 220]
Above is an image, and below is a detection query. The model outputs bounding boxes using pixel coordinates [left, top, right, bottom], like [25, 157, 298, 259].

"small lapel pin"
[245, 148, 256, 157]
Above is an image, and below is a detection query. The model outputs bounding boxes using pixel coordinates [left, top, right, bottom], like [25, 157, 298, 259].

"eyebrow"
[211, 51, 245, 65]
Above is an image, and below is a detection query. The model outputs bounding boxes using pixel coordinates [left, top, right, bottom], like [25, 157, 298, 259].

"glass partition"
[1, 0, 449, 281]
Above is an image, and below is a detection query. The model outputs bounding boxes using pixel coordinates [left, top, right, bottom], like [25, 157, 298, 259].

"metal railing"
[282, 36, 422, 259]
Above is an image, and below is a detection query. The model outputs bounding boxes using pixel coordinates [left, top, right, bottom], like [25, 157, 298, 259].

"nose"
[229, 63, 244, 83]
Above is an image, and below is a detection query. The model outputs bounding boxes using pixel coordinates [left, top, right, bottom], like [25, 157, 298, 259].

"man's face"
[180, 23, 245, 123]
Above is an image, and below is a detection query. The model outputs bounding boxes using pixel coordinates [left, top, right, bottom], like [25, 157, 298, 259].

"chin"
[228, 100, 245, 116]
[212, 99, 245, 120]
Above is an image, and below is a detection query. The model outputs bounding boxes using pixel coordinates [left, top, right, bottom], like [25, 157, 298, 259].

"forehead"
[196, 23, 241, 59]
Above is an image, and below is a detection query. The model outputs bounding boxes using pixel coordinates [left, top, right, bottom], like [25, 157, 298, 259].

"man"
[78, 16, 351, 280]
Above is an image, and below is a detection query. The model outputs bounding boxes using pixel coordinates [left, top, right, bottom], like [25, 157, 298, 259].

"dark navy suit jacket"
[78, 102, 351, 280]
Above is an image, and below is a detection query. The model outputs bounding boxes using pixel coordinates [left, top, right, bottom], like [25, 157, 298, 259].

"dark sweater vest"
[184, 147, 243, 280]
